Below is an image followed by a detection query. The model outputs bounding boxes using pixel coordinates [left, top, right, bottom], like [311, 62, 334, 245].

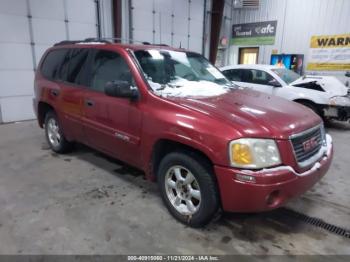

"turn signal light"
[231, 143, 253, 165]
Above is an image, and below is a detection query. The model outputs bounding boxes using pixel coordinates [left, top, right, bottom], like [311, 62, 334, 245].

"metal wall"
[223, 0, 350, 78]
[130, 0, 205, 53]
[0, 0, 99, 123]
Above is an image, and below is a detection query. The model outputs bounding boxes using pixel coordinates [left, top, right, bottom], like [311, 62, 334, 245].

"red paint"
[33, 43, 333, 212]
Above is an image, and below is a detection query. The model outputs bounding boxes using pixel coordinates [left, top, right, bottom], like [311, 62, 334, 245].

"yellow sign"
[310, 34, 350, 48]
[307, 33, 350, 71]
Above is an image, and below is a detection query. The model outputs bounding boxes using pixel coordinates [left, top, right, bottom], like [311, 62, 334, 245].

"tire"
[158, 151, 220, 227]
[44, 110, 73, 153]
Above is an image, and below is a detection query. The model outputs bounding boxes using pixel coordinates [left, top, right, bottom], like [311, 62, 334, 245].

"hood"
[291, 75, 348, 96]
[168, 89, 321, 139]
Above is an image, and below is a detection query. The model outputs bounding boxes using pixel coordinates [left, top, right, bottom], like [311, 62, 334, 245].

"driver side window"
[89, 50, 134, 93]
[249, 69, 276, 85]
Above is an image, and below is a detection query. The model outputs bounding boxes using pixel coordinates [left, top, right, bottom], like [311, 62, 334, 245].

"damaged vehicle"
[34, 40, 333, 227]
[220, 64, 350, 121]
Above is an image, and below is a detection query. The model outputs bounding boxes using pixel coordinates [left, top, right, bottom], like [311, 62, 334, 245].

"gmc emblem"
[302, 137, 318, 152]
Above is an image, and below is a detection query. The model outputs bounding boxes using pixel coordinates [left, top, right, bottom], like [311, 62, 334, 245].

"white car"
[220, 64, 350, 122]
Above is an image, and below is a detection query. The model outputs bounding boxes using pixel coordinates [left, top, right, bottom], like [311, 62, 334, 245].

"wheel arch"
[37, 101, 55, 128]
[293, 98, 319, 106]
[150, 138, 214, 182]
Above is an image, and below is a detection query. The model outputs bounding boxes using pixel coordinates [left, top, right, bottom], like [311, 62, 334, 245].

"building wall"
[222, 0, 350, 80]
[0, 0, 114, 123]
[129, 0, 206, 54]
[0, 0, 207, 123]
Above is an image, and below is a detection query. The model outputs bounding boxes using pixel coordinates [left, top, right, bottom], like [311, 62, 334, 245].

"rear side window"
[41, 49, 70, 81]
[66, 48, 90, 85]
[89, 50, 133, 93]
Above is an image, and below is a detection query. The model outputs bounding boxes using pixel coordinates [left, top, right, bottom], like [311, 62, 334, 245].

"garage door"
[131, 0, 204, 54]
[0, 0, 98, 123]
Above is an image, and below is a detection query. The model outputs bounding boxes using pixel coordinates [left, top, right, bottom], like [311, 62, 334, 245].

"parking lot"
[0, 120, 349, 255]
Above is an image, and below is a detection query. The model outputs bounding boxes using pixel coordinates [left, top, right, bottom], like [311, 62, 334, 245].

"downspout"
[112, 0, 122, 42]
[95, 0, 102, 38]
[201, 0, 207, 56]
[209, 0, 225, 64]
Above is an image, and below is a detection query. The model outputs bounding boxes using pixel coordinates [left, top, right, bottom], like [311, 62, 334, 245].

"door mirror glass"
[268, 78, 282, 87]
[105, 80, 139, 99]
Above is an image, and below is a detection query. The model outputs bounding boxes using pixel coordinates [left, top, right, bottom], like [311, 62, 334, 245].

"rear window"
[41, 49, 70, 81]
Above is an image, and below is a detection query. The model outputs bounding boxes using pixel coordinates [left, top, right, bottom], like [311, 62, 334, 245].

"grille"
[291, 126, 323, 163]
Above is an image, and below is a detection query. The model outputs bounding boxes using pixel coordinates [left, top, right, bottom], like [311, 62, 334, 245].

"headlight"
[329, 96, 350, 106]
[229, 138, 281, 169]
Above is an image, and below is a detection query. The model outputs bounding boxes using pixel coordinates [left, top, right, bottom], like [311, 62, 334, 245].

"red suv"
[34, 39, 333, 227]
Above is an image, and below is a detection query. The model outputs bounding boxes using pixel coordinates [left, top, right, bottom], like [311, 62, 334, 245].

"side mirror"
[268, 79, 282, 87]
[345, 71, 350, 77]
[104, 80, 139, 99]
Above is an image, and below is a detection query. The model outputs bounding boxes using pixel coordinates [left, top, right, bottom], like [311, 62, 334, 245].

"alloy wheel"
[165, 165, 201, 215]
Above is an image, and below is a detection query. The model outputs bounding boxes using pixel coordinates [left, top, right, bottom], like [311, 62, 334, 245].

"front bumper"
[215, 135, 333, 213]
[324, 105, 350, 121]
[324, 95, 350, 121]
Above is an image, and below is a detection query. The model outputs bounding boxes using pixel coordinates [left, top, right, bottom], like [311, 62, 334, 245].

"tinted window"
[41, 49, 70, 80]
[66, 48, 90, 85]
[239, 69, 275, 85]
[222, 69, 242, 81]
[90, 50, 133, 92]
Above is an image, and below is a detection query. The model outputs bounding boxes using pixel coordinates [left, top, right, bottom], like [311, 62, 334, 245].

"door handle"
[51, 89, 60, 97]
[85, 99, 95, 107]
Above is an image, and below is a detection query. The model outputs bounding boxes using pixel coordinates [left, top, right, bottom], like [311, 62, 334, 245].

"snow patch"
[147, 78, 229, 98]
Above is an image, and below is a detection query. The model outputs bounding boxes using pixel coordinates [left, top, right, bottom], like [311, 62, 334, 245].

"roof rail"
[53, 38, 111, 46]
[53, 37, 170, 47]
[53, 40, 82, 46]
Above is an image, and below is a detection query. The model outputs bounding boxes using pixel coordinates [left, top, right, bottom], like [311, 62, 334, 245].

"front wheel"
[158, 152, 220, 227]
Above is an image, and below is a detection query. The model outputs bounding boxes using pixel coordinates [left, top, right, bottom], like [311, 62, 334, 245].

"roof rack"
[54, 37, 170, 47]
[53, 38, 111, 46]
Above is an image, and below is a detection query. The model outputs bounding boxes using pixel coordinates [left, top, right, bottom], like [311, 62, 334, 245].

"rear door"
[40, 48, 85, 141]
[82, 48, 143, 167]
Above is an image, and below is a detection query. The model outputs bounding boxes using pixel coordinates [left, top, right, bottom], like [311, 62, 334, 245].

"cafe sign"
[231, 20, 277, 45]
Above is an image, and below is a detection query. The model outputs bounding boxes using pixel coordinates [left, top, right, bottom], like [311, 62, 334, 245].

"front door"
[233, 69, 276, 95]
[82, 49, 143, 167]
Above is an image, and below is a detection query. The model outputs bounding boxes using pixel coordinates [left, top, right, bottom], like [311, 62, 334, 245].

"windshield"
[133, 49, 234, 97]
[271, 68, 301, 85]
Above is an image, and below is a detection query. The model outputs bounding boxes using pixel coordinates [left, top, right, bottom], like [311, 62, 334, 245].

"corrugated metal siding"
[224, 0, 350, 78]
[0, 0, 99, 123]
[130, 0, 205, 53]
